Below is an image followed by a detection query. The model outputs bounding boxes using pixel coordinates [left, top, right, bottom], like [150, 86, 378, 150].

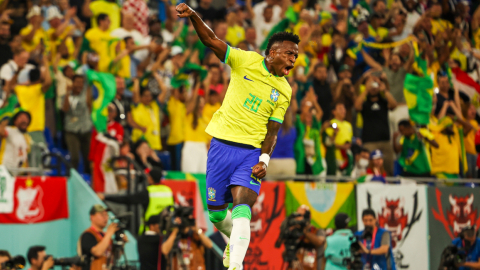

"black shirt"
[312, 79, 333, 122]
[195, 6, 220, 23]
[104, 189, 149, 211]
[435, 89, 455, 116]
[80, 231, 102, 270]
[361, 94, 390, 143]
[0, 43, 12, 68]
[112, 96, 132, 128]
[138, 234, 166, 270]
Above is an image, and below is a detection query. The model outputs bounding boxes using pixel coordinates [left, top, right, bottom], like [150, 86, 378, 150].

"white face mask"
[359, 158, 369, 168]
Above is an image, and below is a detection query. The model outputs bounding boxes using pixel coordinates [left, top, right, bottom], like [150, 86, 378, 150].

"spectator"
[0, 49, 32, 84]
[137, 215, 166, 270]
[14, 58, 51, 166]
[84, 0, 120, 32]
[79, 204, 122, 270]
[355, 73, 396, 175]
[225, 7, 245, 47]
[252, 0, 282, 27]
[244, 26, 258, 52]
[251, 3, 276, 48]
[121, 0, 149, 36]
[333, 67, 355, 124]
[0, 0, 29, 35]
[110, 11, 150, 62]
[0, 22, 14, 67]
[295, 91, 325, 176]
[269, 105, 297, 178]
[99, 168, 174, 234]
[195, 0, 221, 25]
[26, 246, 54, 270]
[394, 119, 438, 177]
[62, 75, 92, 174]
[182, 87, 208, 173]
[325, 102, 353, 175]
[311, 63, 333, 123]
[464, 104, 479, 178]
[166, 86, 185, 171]
[350, 147, 370, 179]
[389, 12, 411, 42]
[89, 103, 124, 194]
[203, 75, 223, 124]
[361, 46, 414, 135]
[434, 75, 461, 117]
[0, 109, 31, 171]
[20, 6, 44, 53]
[129, 78, 166, 151]
[133, 139, 162, 172]
[111, 77, 131, 131]
[366, 150, 387, 183]
[369, 13, 389, 41]
[44, 6, 79, 64]
[84, 13, 113, 72]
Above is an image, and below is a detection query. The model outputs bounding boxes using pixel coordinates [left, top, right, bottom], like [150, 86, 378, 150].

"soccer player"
[176, 3, 299, 270]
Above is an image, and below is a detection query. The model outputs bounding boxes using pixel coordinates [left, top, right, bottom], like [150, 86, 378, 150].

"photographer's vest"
[140, 185, 174, 233]
[82, 228, 112, 270]
[355, 228, 396, 270]
[325, 229, 354, 270]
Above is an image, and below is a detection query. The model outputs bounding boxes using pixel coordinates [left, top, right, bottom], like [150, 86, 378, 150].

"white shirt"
[253, 2, 281, 47]
[0, 60, 35, 83]
[405, 11, 421, 33]
[1, 126, 29, 170]
[110, 27, 151, 61]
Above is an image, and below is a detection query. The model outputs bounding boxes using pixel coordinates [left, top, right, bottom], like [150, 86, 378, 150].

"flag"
[452, 66, 480, 114]
[0, 166, 15, 213]
[0, 95, 18, 121]
[404, 73, 434, 125]
[86, 70, 117, 133]
[285, 182, 357, 228]
[0, 176, 69, 223]
[170, 63, 208, 88]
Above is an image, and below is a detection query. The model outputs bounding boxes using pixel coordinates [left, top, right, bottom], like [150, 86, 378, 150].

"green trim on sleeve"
[269, 117, 283, 124]
[223, 45, 231, 64]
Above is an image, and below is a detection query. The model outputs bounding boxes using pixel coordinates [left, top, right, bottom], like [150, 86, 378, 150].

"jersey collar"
[262, 59, 280, 78]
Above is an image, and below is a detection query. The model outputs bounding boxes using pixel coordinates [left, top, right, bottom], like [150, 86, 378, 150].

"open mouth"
[283, 65, 294, 76]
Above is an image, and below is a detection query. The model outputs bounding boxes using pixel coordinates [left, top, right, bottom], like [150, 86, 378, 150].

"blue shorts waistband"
[213, 138, 257, 150]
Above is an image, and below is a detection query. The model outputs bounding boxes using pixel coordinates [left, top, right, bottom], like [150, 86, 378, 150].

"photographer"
[451, 226, 480, 270]
[26, 246, 54, 270]
[137, 215, 166, 270]
[78, 204, 124, 270]
[324, 213, 354, 270]
[0, 251, 11, 270]
[161, 208, 212, 270]
[278, 205, 325, 270]
[98, 168, 174, 233]
[356, 209, 396, 270]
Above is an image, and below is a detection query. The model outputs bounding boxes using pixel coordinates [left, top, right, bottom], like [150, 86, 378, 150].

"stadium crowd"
[0, 0, 479, 193]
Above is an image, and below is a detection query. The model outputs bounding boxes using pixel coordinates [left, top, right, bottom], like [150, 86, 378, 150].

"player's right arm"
[176, 3, 227, 62]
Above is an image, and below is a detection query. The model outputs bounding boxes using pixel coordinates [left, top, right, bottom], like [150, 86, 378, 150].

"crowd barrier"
[0, 168, 138, 265]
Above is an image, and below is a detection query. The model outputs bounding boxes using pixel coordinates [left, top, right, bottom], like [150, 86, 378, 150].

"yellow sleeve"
[419, 128, 435, 141]
[269, 92, 290, 124]
[225, 45, 258, 69]
[19, 25, 31, 36]
[399, 136, 405, 146]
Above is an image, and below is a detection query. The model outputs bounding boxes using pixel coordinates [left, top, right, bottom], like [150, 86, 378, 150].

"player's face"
[270, 41, 298, 77]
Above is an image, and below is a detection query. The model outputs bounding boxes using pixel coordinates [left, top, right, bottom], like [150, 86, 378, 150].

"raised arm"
[176, 4, 227, 62]
[361, 49, 383, 71]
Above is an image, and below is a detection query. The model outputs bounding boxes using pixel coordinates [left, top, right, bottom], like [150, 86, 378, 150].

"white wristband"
[259, 153, 270, 167]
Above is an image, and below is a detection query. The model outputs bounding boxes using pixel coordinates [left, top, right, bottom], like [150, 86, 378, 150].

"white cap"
[170, 45, 184, 57]
[26, 6, 42, 19]
[46, 6, 63, 21]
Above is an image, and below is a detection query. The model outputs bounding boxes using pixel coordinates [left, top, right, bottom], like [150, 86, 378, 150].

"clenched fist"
[176, 3, 195, 18]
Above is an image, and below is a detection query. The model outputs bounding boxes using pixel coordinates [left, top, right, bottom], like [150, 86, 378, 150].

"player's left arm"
[252, 120, 281, 179]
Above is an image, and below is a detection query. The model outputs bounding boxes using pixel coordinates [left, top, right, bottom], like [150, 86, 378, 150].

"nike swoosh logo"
[250, 180, 260, 186]
[239, 237, 248, 240]
[244, 75, 254, 82]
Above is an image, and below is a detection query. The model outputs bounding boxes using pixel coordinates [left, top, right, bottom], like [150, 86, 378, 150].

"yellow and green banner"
[285, 182, 357, 228]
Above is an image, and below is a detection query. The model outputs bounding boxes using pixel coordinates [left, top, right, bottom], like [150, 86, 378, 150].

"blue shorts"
[206, 138, 262, 206]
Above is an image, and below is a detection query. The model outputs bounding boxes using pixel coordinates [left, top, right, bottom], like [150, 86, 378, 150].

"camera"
[159, 205, 195, 233]
[275, 213, 309, 263]
[438, 245, 466, 270]
[1, 256, 26, 270]
[44, 255, 87, 267]
[111, 213, 133, 244]
[343, 236, 363, 270]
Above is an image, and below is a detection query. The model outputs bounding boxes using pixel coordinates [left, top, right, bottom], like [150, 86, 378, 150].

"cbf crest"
[270, 89, 279, 102]
[208, 187, 216, 201]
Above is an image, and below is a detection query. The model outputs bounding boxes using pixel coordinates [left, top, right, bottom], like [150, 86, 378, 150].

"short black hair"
[265, 32, 300, 56]
[29, 68, 41, 83]
[360, 147, 370, 154]
[0, 250, 11, 259]
[123, 36, 133, 43]
[373, 0, 386, 7]
[27, 246, 45, 264]
[362, 209, 376, 219]
[331, 101, 345, 111]
[398, 119, 412, 128]
[72, 75, 84, 82]
[96, 13, 109, 26]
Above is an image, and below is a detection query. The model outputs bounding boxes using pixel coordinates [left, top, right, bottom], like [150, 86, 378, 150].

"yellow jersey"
[45, 25, 75, 64]
[19, 24, 45, 52]
[203, 102, 221, 123]
[465, 120, 478, 155]
[226, 25, 245, 47]
[205, 46, 292, 148]
[85, 27, 114, 72]
[89, 0, 120, 32]
[185, 113, 209, 143]
[166, 97, 185, 145]
[130, 101, 162, 150]
[15, 84, 45, 132]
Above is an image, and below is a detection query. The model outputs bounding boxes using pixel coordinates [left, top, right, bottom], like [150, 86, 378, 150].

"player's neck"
[263, 58, 278, 76]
